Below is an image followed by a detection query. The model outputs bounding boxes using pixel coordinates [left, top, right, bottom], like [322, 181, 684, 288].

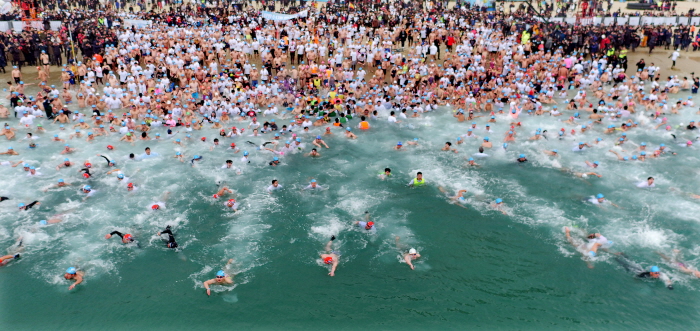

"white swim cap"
[409, 248, 417, 255]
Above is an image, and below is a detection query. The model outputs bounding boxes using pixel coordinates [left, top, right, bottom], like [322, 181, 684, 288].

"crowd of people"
[1, 0, 700, 293]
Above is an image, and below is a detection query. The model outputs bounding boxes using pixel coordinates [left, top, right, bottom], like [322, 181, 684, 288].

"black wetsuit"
[160, 226, 178, 248]
[0, 197, 8, 202]
[99, 155, 112, 165]
[21, 200, 39, 210]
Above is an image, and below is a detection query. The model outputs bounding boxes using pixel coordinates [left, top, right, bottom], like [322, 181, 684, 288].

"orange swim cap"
[124, 234, 133, 240]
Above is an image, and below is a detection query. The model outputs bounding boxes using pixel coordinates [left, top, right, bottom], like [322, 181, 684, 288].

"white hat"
[409, 248, 417, 254]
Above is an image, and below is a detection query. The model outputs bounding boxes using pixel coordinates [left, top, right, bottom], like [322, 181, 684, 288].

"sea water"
[1, 84, 700, 329]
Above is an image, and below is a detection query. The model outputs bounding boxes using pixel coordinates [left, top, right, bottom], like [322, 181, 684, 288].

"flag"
[349, 3, 355, 9]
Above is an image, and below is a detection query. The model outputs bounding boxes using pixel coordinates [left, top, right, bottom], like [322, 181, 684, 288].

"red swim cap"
[107, 145, 114, 150]
[230, 143, 236, 147]
[127, 183, 133, 188]
[323, 256, 333, 264]
[227, 199, 235, 203]
[82, 173, 90, 178]
[213, 194, 220, 199]
[151, 204, 160, 210]
[85, 163, 92, 168]
[367, 221, 374, 227]
[124, 234, 133, 240]
[201, 137, 206, 141]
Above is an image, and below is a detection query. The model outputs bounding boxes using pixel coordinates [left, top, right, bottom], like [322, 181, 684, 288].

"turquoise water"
[2, 87, 700, 329]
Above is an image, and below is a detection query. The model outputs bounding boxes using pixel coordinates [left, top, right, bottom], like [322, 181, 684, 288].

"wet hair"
[384, 168, 391, 173]
[272, 179, 278, 184]
[226, 160, 232, 163]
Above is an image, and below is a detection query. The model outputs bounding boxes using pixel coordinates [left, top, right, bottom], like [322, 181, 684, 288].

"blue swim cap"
[84, 185, 91, 191]
[64, 158, 69, 162]
[176, 152, 181, 156]
[641, 142, 646, 146]
[397, 142, 403, 145]
[117, 174, 124, 179]
[596, 193, 604, 199]
[66, 267, 77, 274]
[346, 127, 352, 131]
[216, 270, 225, 277]
[18, 203, 24, 207]
[468, 158, 474, 161]
[660, 143, 665, 147]
[552, 149, 558, 153]
[468, 128, 473, 132]
[594, 161, 600, 165]
[296, 138, 301, 142]
[641, 151, 646, 156]
[39, 220, 47, 225]
[588, 251, 596, 257]
[286, 140, 291, 144]
[484, 137, 489, 141]
[316, 135, 321, 139]
[623, 156, 629, 161]
[495, 198, 503, 204]
[650, 266, 660, 273]
[243, 151, 249, 156]
[519, 154, 526, 158]
[194, 155, 200, 159]
[632, 155, 638, 160]
[472, 122, 476, 125]
[58, 178, 64, 182]
[273, 157, 279, 161]
[310, 179, 317, 183]
[54, 134, 58, 137]
[503, 143, 508, 148]
[582, 125, 587, 129]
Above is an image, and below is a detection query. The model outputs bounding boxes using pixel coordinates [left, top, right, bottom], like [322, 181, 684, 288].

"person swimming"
[156, 226, 178, 249]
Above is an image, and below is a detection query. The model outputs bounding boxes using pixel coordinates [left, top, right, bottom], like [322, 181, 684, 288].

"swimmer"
[407, 172, 425, 187]
[0, 146, 18, 155]
[305, 148, 321, 157]
[56, 158, 74, 170]
[394, 141, 404, 150]
[481, 137, 492, 149]
[0, 253, 20, 266]
[636, 176, 655, 188]
[0, 160, 22, 167]
[354, 211, 376, 231]
[395, 236, 421, 270]
[614, 255, 674, 290]
[224, 199, 239, 211]
[18, 200, 40, 211]
[344, 127, 357, 139]
[473, 146, 490, 158]
[465, 157, 479, 167]
[491, 198, 508, 215]
[269, 156, 280, 166]
[564, 227, 609, 268]
[320, 236, 340, 276]
[190, 155, 203, 166]
[156, 225, 178, 249]
[212, 186, 233, 199]
[64, 267, 84, 290]
[267, 179, 283, 193]
[657, 250, 700, 278]
[105, 230, 135, 244]
[96, 154, 117, 168]
[203, 259, 235, 296]
[543, 149, 559, 157]
[442, 142, 457, 153]
[60, 144, 76, 154]
[312, 135, 329, 149]
[150, 191, 170, 211]
[516, 154, 528, 163]
[303, 179, 324, 190]
[438, 187, 469, 209]
[378, 168, 392, 180]
[44, 178, 71, 192]
[588, 193, 620, 208]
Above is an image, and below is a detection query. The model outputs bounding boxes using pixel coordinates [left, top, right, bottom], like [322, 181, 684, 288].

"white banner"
[692, 17, 700, 26]
[261, 10, 308, 21]
[123, 19, 152, 28]
[603, 17, 615, 26]
[0, 21, 8, 32]
[565, 17, 576, 25]
[629, 17, 640, 26]
[50, 21, 62, 31]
